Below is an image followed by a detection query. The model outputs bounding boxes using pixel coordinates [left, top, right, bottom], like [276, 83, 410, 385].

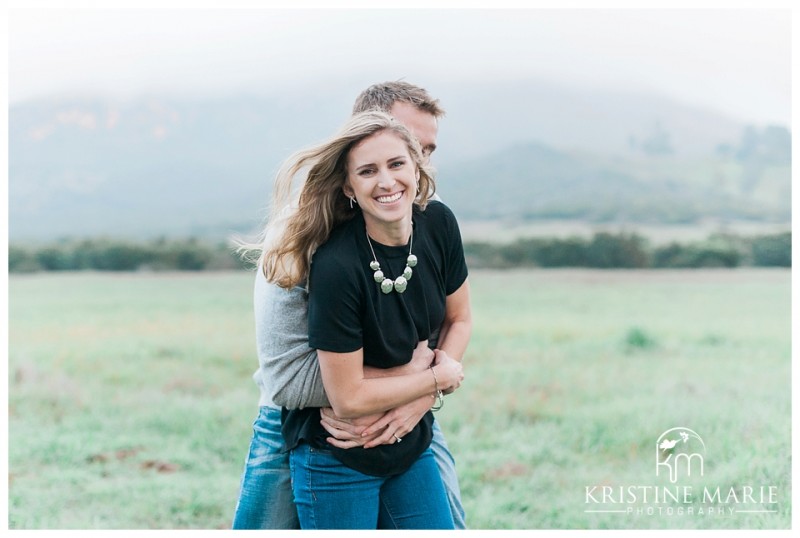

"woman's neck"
[364, 215, 413, 246]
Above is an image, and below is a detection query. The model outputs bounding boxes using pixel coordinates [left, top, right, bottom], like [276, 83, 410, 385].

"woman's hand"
[432, 349, 464, 392]
[359, 395, 433, 448]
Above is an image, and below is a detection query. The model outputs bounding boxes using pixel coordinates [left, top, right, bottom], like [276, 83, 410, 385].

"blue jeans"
[231, 406, 466, 529]
[290, 444, 454, 529]
[231, 406, 299, 529]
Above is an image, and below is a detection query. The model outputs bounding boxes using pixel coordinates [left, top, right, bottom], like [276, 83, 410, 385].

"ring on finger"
[393, 434, 402, 443]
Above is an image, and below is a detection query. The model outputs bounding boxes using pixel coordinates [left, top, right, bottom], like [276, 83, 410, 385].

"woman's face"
[345, 130, 418, 234]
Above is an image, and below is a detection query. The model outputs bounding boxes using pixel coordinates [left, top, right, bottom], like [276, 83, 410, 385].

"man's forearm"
[437, 320, 471, 362]
[437, 280, 472, 361]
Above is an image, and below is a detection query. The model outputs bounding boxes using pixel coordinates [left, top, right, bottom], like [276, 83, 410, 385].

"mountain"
[7, 80, 791, 241]
[433, 78, 747, 159]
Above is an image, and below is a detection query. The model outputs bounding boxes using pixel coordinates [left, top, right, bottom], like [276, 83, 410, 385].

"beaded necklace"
[365, 227, 417, 294]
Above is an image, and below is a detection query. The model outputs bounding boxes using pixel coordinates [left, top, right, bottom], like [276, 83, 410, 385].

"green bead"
[393, 276, 408, 293]
[407, 254, 418, 268]
[369, 261, 380, 271]
[403, 266, 413, 280]
[380, 279, 394, 294]
[373, 270, 384, 283]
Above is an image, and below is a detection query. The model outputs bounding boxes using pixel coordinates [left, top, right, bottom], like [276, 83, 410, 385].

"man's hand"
[320, 407, 385, 449]
[432, 348, 464, 393]
[319, 339, 437, 449]
[408, 339, 435, 372]
[320, 394, 434, 449]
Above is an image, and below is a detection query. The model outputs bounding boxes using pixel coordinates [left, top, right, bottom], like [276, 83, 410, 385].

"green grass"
[7, 269, 791, 529]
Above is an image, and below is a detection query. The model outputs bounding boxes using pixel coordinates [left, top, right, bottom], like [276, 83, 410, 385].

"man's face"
[388, 101, 438, 163]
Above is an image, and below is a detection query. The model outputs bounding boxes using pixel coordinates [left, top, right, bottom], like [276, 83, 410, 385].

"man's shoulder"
[419, 199, 457, 226]
[255, 270, 308, 305]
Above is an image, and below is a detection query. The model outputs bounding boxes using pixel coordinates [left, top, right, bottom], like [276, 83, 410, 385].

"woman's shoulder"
[311, 217, 362, 274]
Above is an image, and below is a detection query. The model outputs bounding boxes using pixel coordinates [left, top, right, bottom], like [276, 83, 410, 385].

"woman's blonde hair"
[243, 110, 436, 289]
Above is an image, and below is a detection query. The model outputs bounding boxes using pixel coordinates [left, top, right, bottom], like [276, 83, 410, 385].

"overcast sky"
[7, 7, 792, 125]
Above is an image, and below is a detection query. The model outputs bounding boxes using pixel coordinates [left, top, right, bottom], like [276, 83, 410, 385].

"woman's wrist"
[429, 365, 445, 411]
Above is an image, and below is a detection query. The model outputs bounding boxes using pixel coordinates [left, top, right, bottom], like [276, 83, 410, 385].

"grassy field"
[7, 268, 791, 529]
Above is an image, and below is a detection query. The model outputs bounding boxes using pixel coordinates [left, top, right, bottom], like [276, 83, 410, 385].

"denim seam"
[378, 495, 399, 529]
[306, 448, 316, 529]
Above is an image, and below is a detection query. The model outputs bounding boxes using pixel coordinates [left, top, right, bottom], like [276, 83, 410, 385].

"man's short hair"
[352, 81, 445, 118]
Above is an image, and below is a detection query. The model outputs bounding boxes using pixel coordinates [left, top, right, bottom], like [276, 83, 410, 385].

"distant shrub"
[8, 246, 41, 272]
[624, 327, 657, 350]
[751, 232, 791, 267]
[585, 232, 649, 268]
[174, 246, 212, 271]
[652, 242, 742, 268]
[691, 246, 741, 268]
[530, 237, 589, 267]
[498, 241, 528, 266]
[148, 239, 214, 271]
[651, 243, 683, 267]
[35, 246, 75, 271]
[463, 242, 505, 268]
[208, 242, 253, 271]
[102, 244, 155, 271]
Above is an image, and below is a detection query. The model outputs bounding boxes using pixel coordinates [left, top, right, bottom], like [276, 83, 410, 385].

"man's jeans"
[290, 444, 453, 529]
[231, 405, 466, 529]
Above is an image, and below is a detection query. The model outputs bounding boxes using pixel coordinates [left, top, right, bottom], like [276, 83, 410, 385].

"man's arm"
[435, 279, 472, 360]
[255, 274, 329, 409]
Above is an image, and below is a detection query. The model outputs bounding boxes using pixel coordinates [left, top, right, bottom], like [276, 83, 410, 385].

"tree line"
[7, 231, 791, 273]
[464, 231, 790, 269]
[8, 237, 247, 273]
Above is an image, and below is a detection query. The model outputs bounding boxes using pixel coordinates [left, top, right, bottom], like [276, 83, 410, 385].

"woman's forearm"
[319, 350, 440, 419]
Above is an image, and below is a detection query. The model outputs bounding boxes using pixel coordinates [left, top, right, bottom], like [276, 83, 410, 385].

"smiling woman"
[343, 130, 421, 246]
[241, 110, 471, 529]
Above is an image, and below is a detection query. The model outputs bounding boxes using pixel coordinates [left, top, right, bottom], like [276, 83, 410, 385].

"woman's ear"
[342, 182, 353, 198]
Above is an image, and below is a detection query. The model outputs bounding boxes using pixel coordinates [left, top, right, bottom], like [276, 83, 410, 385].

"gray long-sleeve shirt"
[252, 272, 329, 409]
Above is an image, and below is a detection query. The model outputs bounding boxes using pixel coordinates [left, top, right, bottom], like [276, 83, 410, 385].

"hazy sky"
[8, 7, 792, 125]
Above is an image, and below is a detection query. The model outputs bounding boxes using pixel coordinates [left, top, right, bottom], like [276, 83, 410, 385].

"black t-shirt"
[281, 201, 468, 477]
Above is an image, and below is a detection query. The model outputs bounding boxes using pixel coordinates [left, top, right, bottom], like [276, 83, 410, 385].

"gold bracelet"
[430, 366, 445, 411]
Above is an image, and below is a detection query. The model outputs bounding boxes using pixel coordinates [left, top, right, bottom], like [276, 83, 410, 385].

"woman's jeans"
[231, 405, 465, 529]
[290, 444, 454, 529]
